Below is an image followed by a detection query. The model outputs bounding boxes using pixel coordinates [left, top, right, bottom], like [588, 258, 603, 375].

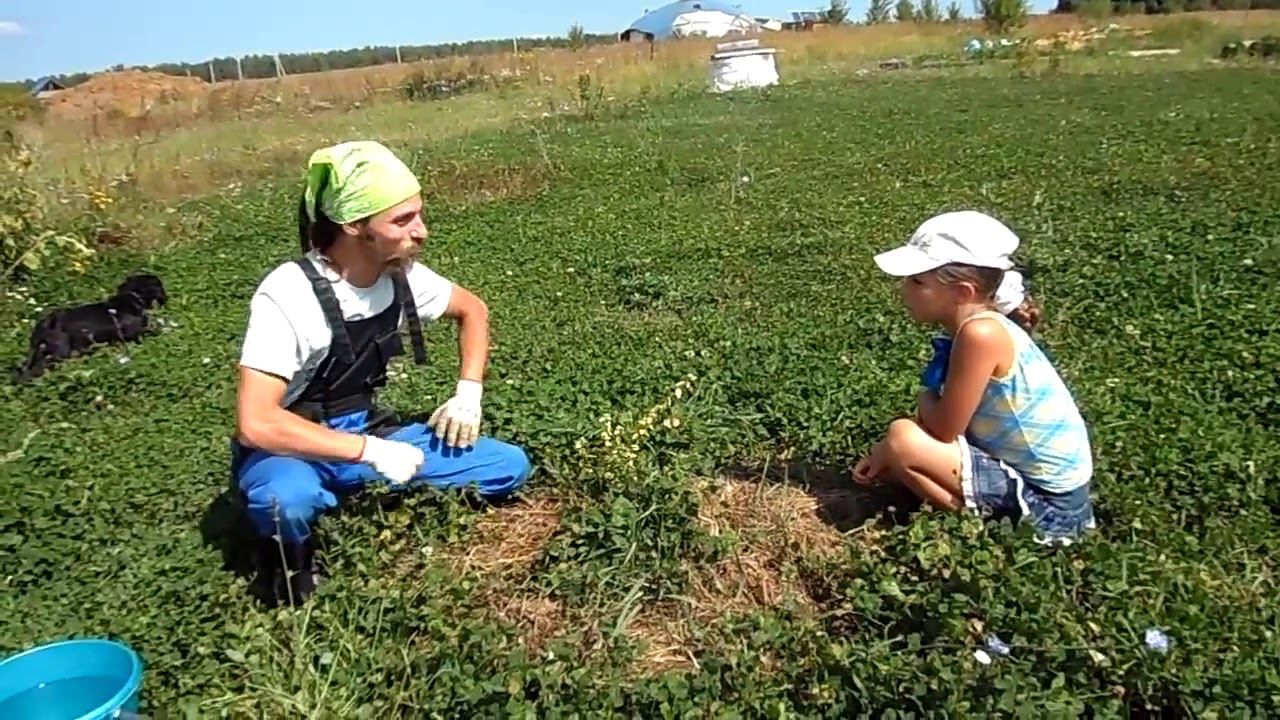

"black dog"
[15, 273, 168, 381]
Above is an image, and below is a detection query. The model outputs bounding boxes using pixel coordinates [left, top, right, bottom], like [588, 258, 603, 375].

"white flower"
[1144, 628, 1171, 653]
[984, 635, 1011, 657]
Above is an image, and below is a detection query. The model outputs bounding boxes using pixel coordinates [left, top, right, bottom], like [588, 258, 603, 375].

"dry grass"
[433, 497, 568, 656]
[620, 605, 702, 674]
[445, 496, 563, 579]
[434, 475, 873, 676]
[600, 478, 848, 674]
[482, 592, 569, 656]
[24, 88, 548, 204]
[425, 160, 551, 209]
[616, 477, 866, 676]
[688, 477, 847, 619]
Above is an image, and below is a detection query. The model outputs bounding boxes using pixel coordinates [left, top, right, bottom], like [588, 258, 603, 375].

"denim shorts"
[958, 437, 1096, 545]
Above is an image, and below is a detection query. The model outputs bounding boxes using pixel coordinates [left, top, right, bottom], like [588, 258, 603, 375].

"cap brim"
[873, 245, 944, 277]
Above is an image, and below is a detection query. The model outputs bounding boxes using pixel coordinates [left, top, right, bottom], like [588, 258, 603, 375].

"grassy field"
[3, 60, 1280, 716]
[16, 12, 1280, 215]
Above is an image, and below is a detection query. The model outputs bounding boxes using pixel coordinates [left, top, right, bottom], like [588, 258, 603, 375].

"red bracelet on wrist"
[353, 436, 367, 463]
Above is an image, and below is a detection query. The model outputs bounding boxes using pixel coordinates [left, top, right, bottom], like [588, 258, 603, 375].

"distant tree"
[827, 0, 851, 23]
[920, 0, 944, 20]
[568, 22, 587, 51]
[947, 1, 964, 18]
[867, 0, 895, 22]
[975, 0, 1028, 33]
[896, 0, 919, 20]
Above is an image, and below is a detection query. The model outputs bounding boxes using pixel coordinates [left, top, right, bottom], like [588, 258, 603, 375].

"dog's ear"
[118, 273, 150, 292]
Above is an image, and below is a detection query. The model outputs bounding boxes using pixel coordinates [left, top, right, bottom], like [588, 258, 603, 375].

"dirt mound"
[42, 70, 210, 120]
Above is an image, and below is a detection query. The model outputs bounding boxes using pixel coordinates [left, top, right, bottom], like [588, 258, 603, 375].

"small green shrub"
[0, 84, 41, 128]
[0, 142, 95, 281]
[1249, 34, 1280, 58]
[574, 72, 607, 119]
[568, 22, 587, 51]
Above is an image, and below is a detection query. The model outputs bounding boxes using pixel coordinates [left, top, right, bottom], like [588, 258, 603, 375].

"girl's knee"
[884, 418, 929, 461]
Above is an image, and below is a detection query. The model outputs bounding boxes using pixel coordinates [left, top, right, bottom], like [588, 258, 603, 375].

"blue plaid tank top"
[962, 312, 1093, 493]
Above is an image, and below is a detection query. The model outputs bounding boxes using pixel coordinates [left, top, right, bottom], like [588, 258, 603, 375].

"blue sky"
[0, 0, 1057, 82]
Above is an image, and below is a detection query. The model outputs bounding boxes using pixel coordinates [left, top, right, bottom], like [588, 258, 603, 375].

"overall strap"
[294, 258, 355, 364]
[390, 268, 427, 365]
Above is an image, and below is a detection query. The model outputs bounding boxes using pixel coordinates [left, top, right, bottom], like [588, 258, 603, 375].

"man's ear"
[342, 220, 377, 244]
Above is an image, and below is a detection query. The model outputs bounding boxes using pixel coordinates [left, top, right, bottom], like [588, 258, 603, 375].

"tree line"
[22, 33, 618, 88]
[1054, 0, 1279, 12]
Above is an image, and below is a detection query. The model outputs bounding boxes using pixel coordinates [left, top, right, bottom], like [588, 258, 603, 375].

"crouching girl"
[853, 211, 1095, 545]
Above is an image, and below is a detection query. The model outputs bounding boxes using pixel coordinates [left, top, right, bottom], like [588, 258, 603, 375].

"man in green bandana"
[231, 141, 531, 606]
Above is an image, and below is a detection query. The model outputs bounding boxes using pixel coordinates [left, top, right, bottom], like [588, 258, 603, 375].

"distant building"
[29, 76, 67, 99]
[621, 1, 764, 42]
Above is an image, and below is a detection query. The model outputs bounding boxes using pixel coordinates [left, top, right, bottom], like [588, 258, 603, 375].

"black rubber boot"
[253, 537, 323, 608]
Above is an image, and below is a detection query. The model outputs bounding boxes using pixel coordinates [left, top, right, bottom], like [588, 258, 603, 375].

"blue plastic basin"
[0, 639, 142, 720]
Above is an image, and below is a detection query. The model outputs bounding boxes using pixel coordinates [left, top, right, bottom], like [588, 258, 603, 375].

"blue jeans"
[233, 409, 532, 542]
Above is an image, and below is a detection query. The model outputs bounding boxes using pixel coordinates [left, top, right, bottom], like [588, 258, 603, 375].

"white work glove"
[359, 436, 425, 486]
[428, 379, 483, 449]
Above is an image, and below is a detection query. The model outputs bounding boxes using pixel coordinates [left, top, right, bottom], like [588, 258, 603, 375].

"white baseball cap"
[874, 210, 1020, 277]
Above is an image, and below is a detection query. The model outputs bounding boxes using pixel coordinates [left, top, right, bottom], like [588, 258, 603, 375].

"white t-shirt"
[239, 250, 454, 407]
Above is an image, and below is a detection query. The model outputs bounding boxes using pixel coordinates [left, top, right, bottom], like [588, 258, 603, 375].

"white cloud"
[0, 21, 25, 37]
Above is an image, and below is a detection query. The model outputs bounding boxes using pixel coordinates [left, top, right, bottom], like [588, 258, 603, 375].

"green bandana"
[303, 141, 421, 225]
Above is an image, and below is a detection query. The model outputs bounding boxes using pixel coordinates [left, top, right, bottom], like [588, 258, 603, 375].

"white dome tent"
[620, 1, 762, 42]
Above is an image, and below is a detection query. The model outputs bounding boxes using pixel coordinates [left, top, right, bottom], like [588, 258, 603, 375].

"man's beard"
[383, 254, 414, 272]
